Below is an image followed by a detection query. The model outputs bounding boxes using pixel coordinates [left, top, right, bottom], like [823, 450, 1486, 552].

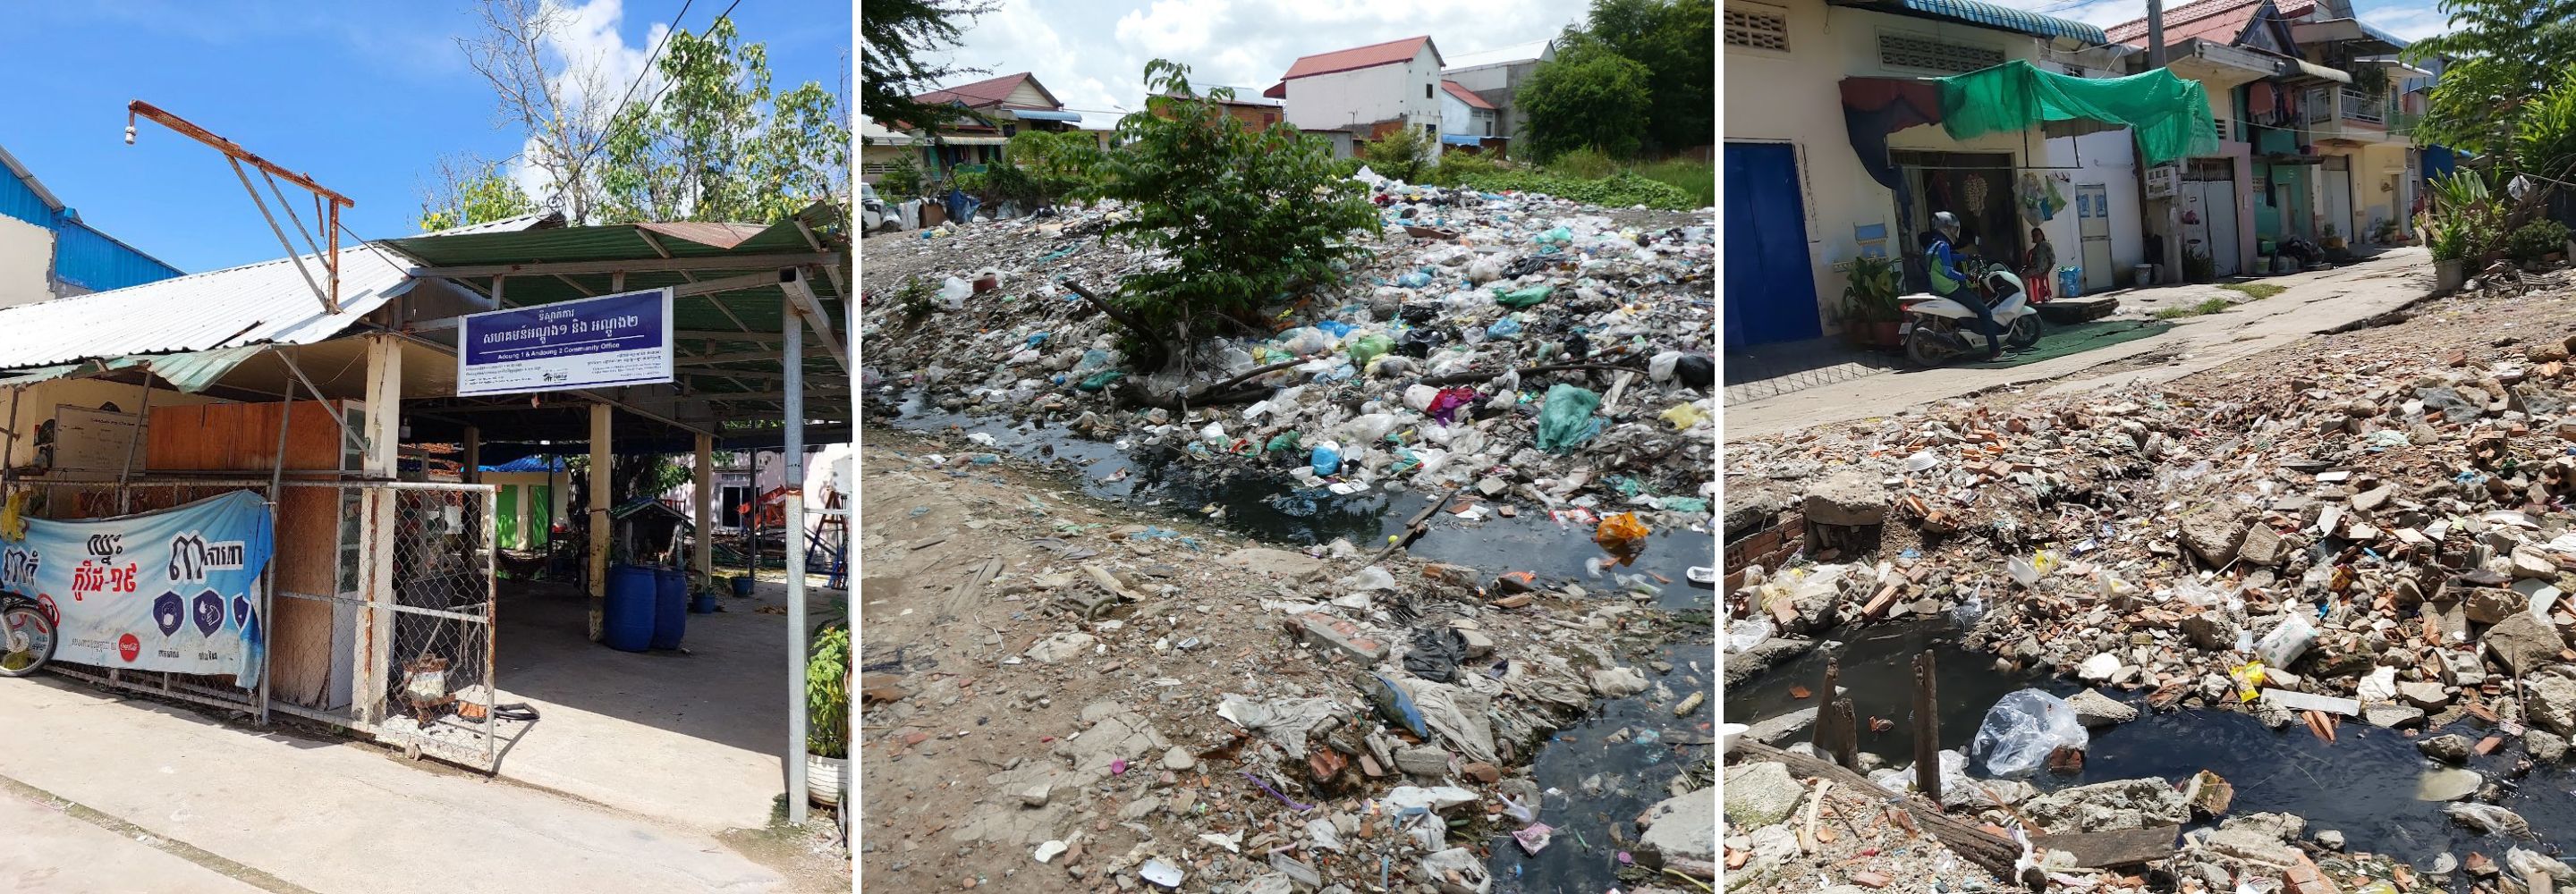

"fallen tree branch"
[1736, 740, 2039, 891]
[1419, 362, 1644, 387]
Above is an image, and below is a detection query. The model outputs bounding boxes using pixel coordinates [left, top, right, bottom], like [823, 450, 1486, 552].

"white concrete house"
[1439, 80, 1497, 142]
[1269, 36, 1446, 148]
[1443, 39, 1555, 148]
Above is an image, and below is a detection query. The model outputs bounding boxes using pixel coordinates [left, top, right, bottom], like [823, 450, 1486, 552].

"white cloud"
[1114, 0, 1222, 55]
[504, 0, 669, 207]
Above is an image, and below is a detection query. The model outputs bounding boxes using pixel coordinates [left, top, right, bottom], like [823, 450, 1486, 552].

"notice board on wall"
[52, 404, 144, 473]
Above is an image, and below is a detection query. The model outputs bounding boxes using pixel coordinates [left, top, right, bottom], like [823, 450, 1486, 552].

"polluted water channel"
[886, 392, 1716, 893]
[1733, 620, 2576, 890]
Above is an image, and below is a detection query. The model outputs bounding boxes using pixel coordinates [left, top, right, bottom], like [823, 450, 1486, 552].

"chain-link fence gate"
[369, 484, 499, 769]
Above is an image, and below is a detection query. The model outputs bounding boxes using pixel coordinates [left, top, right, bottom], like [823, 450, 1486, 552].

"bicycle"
[0, 593, 55, 677]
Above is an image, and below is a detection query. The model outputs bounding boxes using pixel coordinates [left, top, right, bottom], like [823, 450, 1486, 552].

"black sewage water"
[1732, 620, 2576, 890]
[884, 392, 1716, 893]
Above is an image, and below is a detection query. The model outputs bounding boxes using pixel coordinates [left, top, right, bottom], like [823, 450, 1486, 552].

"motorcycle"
[1900, 264, 2042, 367]
[0, 592, 52, 678]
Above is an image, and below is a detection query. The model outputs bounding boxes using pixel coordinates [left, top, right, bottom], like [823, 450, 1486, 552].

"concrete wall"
[1285, 46, 1444, 137]
[1446, 55, 1546, 143]
[1439, 92, 1495, 138]
[0, 215, 51, 308]
[1726, 0, 2125, 330]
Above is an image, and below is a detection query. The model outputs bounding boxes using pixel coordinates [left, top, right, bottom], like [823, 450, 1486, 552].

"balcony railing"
[2339, 89, 2385, 124]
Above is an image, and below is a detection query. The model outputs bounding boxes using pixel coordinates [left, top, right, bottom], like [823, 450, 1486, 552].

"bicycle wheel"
[0, 603, 55, 678]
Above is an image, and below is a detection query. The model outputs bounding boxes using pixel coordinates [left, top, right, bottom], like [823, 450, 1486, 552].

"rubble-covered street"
[1720, 262, 2576, 893]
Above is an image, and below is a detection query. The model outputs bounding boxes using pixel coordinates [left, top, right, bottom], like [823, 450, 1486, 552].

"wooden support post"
[1915, 651, 1941, 805]
[692, 432, 714, 588]
[353, 334, 402, 726]
[588, 402, 612, 642]
[462, 426, 480, 484]
[1827, 697, 1860, 771]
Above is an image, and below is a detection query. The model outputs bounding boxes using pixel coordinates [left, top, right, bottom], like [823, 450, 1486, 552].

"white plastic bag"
[1950, 593, 1986, 628]
[1648, 350, 1684, 383]
[1970, 689, 2089, 777]
[937, 276, 971, 309]
[2255, 612, 2316, 669]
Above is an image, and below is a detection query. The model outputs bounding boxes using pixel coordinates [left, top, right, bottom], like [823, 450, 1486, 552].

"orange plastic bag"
[1593, 513, 1650, 565]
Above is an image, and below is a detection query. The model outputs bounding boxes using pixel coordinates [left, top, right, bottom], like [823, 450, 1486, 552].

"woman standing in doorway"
[2023, 226, 2056, 305]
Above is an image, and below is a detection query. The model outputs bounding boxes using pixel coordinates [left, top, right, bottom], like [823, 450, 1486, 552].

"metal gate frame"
[27, 478, 503, 771]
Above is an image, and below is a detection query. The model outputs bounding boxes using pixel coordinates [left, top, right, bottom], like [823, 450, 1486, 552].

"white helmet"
[1933, 211, 1962, 238]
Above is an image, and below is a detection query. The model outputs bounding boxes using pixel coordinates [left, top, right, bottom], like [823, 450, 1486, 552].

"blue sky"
[6, 0, 844, 274]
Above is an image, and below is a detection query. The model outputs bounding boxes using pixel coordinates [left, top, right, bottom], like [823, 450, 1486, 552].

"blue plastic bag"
[1316, 320, 1355, 338]
[1310, 441, 1343, 477]
[1487, 317, 1522, 340]
[1367, 673, 1428, 738]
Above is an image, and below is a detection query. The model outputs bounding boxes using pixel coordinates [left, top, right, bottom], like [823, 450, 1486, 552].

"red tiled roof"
[911, 72, 1060, 110]
[2105, 0, 2316, 46]
[1282, 36, 1437, 80]
[1440, 80, 1495, 110]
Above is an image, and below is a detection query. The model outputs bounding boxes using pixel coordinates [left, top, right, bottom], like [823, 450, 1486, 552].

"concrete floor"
[488, 575, 850, 832]
[0, 789, 268, 894]
[0, 676, 794, 893]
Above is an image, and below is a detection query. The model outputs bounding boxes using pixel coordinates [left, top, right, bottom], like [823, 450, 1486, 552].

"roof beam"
[409, 251, 843, 279]
[779, 267, 850, 372]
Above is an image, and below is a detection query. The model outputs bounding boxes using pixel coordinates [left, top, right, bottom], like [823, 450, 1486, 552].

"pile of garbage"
[1719, 281, 2576, 890]
[858, 169, 1718, 540]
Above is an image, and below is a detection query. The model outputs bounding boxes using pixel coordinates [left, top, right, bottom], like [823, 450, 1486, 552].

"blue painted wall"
[1, 161, 182, 295]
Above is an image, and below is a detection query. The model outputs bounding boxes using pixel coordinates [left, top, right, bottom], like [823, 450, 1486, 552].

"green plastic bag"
[1533, 384, 1602, 452]
[1347, 333, 1394, 367]
[1494, 285, 1553, 308]
[1265, 431, 1303, 454]
[1076, 369, 1126, 392]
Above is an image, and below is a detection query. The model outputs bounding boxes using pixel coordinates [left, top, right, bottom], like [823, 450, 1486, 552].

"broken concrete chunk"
[1026, 632, 1097, 662]
[2066, 688, 2139, 728]
[1802, 470, 1889, 527]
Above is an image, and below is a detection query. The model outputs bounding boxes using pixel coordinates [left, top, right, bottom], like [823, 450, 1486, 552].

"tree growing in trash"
[1072, 60, 1378, 374]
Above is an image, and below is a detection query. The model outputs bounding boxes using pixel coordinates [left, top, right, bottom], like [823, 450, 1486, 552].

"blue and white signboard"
[0, 490, 275, 684]
[457, 287, 674, 397]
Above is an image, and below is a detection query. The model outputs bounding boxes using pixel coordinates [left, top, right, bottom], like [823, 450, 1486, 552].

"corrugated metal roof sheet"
[0, 244, 415, 369]
[1283, 36, 1437, 81]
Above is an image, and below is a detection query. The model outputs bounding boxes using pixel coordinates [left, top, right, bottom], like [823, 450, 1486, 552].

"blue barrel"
[603, 566, 657, 653]
[650, 569, 688, 650]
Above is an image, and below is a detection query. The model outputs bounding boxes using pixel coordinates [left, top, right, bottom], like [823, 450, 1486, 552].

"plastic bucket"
[603, 566, 656, 653]
[731, 575, 755, 598]
[691, 593, 718, 614]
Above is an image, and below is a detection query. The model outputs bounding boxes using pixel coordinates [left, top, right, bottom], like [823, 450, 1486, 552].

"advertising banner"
[457, 287, 674, 397]
[1, 490, 275, 684]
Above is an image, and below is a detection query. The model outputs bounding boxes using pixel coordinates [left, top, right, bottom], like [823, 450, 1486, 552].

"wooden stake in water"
[1914, 651, 1941, 804]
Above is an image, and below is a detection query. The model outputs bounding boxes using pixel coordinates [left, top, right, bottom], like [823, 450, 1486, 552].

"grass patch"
[2151, 297, 2237, 320]
[1629, 158, 1714, 208]
[1454, 170, 1697, 210]
[2219, 283, 2286, 300]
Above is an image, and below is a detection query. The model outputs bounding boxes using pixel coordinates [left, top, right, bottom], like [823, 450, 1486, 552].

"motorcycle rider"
[1923, 212, 2002, 360]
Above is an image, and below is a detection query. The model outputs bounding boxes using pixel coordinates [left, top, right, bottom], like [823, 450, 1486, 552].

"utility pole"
[2145, 0, 2168, 69]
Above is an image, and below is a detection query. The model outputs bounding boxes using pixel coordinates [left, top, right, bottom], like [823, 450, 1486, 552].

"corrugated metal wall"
[1, 169, 182, 295]
[52, 220, 181, 293]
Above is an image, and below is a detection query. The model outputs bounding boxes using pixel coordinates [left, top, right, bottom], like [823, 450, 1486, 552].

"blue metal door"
[1724, 143, 1822, 350]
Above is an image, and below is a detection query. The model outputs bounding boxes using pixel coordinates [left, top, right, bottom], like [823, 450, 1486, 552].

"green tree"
[2406, 1, 2576, 157]
[860, 0, 998, 134]
[417, 152, 537, 232]
[1077, 61, 1378, 369]
[597, 17, 848, 224]
[1004, 130, 1097, 208]
[879, 155, 927, 200]
[1581, 0, 1715, 154]
[1360, 126, 1432, 183]
[1518, 39, 1654, 162]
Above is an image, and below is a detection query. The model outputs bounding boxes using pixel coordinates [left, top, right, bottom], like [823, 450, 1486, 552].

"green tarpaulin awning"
[1936, 61, 2221, 166]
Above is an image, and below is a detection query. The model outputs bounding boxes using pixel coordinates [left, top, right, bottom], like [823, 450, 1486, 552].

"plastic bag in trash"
[1661, 402, 1708, 429]
[1402, 384, 1443, 411]
[1427, 387, 1479, 426]
[1648, 350, 1683, 383]
[2446, 802, 2530, 837]
[1534, 384, 1604, 451]
[1419, 847, 1490, 894]
[1593, 512, 1649, 565]
[1310, 441, 1343, 477]
[1674, 354, 1714, 389]
[1486, 317, 1523, 339]
[2254, 612, 2316, 669]
[1347, 333, 1395, 367]
[1951, 592, 1986, 628]
[1970, 689, 2089, 777]
[1366, 673, 1429, 738]
[1494, 285, 1553, 308]
[937, 276, 971, 309]
[1726, 617, 1773, 654]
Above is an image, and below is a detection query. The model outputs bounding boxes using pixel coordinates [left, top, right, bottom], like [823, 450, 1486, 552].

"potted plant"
[806, 621, 850, 807]
[1841, 254, 1905, 348]
[2318, 224, 2345, 252]
[2429, 216, 2473, 291]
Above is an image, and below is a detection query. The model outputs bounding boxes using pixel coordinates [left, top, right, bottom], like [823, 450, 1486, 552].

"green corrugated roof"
[1877, 0, 2108, 45]
[378, 202, 850, 401]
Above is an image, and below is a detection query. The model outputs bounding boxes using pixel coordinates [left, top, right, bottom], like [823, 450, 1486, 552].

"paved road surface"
[1725, 249, 2433, 441]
